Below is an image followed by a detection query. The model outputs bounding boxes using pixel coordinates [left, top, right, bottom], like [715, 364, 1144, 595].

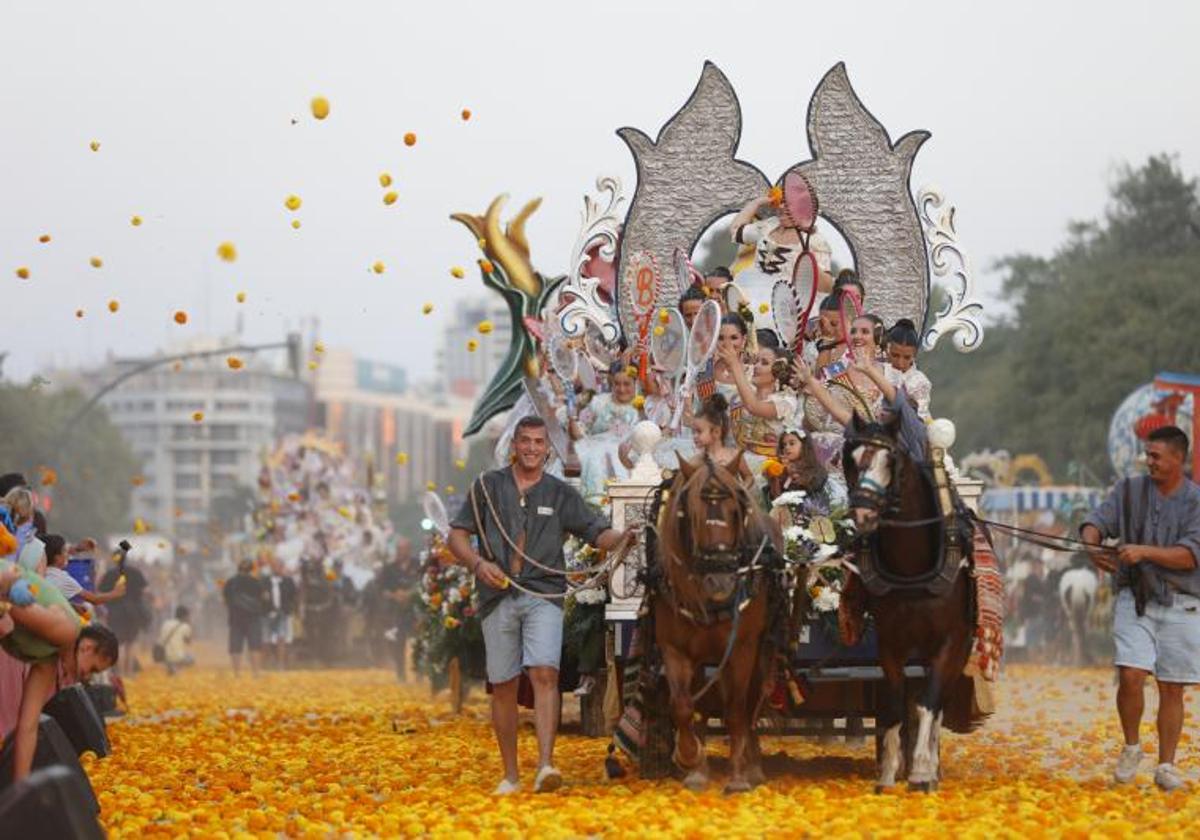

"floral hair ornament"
[781, 425, 807, 440]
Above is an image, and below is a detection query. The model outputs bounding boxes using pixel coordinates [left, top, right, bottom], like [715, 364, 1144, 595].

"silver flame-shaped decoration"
[558, 176, 626, 345]
[918, 187, 985, 353]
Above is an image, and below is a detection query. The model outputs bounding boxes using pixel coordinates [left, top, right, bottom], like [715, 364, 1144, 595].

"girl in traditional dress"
[717, 342, 798, 478]
[691, 394, 753, 485]
[570, 364, 641, 504]
[769, 428, 849, 517]
[884, 318, 933, 421]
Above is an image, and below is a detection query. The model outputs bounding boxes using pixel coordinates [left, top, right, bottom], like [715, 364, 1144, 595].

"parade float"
[447, 62, 996, 790]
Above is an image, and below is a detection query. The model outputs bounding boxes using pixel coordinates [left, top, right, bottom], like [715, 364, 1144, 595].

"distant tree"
[0, 384, 139, 539]
[923, 154, 1200, 481]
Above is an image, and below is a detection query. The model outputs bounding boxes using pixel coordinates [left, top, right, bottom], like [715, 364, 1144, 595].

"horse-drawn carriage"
[451, 61, 997, 791]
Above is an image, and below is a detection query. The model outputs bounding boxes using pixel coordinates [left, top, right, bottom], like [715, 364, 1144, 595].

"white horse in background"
[1058, 565, 1098, 666]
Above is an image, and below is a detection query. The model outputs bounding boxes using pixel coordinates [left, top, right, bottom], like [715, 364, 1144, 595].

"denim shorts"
[480, 591, 563, 683]
[1113, 587, 1200, 683]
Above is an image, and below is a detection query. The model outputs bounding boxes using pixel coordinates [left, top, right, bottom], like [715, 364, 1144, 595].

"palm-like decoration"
[451, 195, 564, 436]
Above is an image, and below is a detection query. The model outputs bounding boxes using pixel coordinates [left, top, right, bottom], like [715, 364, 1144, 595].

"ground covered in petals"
[89, 664, 1200, 837]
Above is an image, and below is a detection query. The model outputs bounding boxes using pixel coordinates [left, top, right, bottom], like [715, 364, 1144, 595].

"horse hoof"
[747, 766, 766, 787]
[908, 780, 936, 793]
[874, 783, 896, 794]
[723, 779, 753, 795]
[682, 771, 708, 792]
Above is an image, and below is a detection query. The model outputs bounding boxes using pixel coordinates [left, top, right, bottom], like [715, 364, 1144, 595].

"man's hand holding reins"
[1080, 524, 1117, 573]
[474, 559, 509, 589]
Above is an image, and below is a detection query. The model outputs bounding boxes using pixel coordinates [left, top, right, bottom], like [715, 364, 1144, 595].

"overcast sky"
[3, 1, 1198, 384]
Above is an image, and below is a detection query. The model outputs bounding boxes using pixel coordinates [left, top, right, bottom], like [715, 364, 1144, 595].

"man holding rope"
[448, 415, 635, 795]
[1081, 425, 1200, 791]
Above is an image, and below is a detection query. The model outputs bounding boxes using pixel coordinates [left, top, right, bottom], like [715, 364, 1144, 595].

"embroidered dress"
[734, 391, 798, 477]
[731, 218, 832, 306]
[886, 363, 933, 421]
[802, 356, 885, 470]
[574, 393, 640, 505]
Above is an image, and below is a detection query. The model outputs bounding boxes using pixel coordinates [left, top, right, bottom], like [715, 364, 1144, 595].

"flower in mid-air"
[217, 241, 237, 262]
[310, 96, 330, 120]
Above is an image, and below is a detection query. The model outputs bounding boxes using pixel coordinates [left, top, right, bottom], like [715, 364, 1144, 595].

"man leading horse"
[448, 415, 634, 795]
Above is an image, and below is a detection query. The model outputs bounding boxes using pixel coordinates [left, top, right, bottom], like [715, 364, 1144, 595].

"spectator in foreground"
[1, 562, 120, 780]
[41, 534, 127, 615]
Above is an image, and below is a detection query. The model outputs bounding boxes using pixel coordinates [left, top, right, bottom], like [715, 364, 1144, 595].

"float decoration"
[917, 187, 985, 352]
[451, 195, 566, 436]
[615, 62, 769, 339]
[615, 61, 938, 338]
[558, 176, 626, 347]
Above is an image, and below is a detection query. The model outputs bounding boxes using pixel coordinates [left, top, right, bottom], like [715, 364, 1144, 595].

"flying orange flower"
[450, 266, 465, 279]
[461, 109, 472, 121]
[379, 172, 393, 187]
[217, 241, 238, 262]
[108, 300, 120, 313]
[75, 309, 85, 318]
[310, 96, 330, 120]
[236, 291, 246, 303]
[173, 310, 188, 325]
[89, 140, 100, 152]
[372, 261, 386, 274]
[227, 356, 244, 370]
[396, 452, 409, 466]
[90, 256, 103, 268]
[285, 194, 302, 211]
[476, 320, 493, 335]
[192, 411, 204, 422]
[479, 259, 494, 274]
[383, 191, 398, 206]
[291, 219, 302, 229]
[38, 234, 51, 243]
[422, 303, 433, 315]
[15, 266, 30, 280]
[403, 132, 417, 146]
[131, 215, 143, 226]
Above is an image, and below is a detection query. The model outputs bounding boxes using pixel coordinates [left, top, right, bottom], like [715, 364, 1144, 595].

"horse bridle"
[845, 431, 901, 516]
[675, 457, 757, 577]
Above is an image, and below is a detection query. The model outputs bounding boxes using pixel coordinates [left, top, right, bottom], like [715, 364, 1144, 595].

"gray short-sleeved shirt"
[451, 467, 610, 617]
[1081, 475, 1200, 604]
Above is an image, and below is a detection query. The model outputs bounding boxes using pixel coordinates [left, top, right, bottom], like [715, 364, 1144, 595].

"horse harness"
[846, 426, 969, 599]
[652, 458, 771, 627]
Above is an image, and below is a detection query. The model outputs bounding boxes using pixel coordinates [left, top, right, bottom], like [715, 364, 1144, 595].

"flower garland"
[412, 551, 485, 686]
[772, 492, 858, 640]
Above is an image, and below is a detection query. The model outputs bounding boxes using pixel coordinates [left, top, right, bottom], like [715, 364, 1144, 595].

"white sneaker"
[1114, 744, 1142, 784]
[493, 778, 520, 795]
[1155, 763, 1184, 791]
[534, 765, 562, 793]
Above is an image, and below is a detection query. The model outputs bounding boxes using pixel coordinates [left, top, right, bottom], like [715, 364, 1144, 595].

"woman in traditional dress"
[884, 318, 933, 421]
[717, 342, 797, 478]
[570, 364, 641, 504]
[795, 314, 891, 468]
[728, 193, 834, 306]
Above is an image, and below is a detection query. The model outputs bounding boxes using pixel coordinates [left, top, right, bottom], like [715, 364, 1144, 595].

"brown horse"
[652, 452, 778, 793]
[842, 413, 977, 791]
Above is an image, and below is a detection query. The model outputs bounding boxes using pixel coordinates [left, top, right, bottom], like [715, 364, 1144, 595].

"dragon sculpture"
[451, 195, 564, 436]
